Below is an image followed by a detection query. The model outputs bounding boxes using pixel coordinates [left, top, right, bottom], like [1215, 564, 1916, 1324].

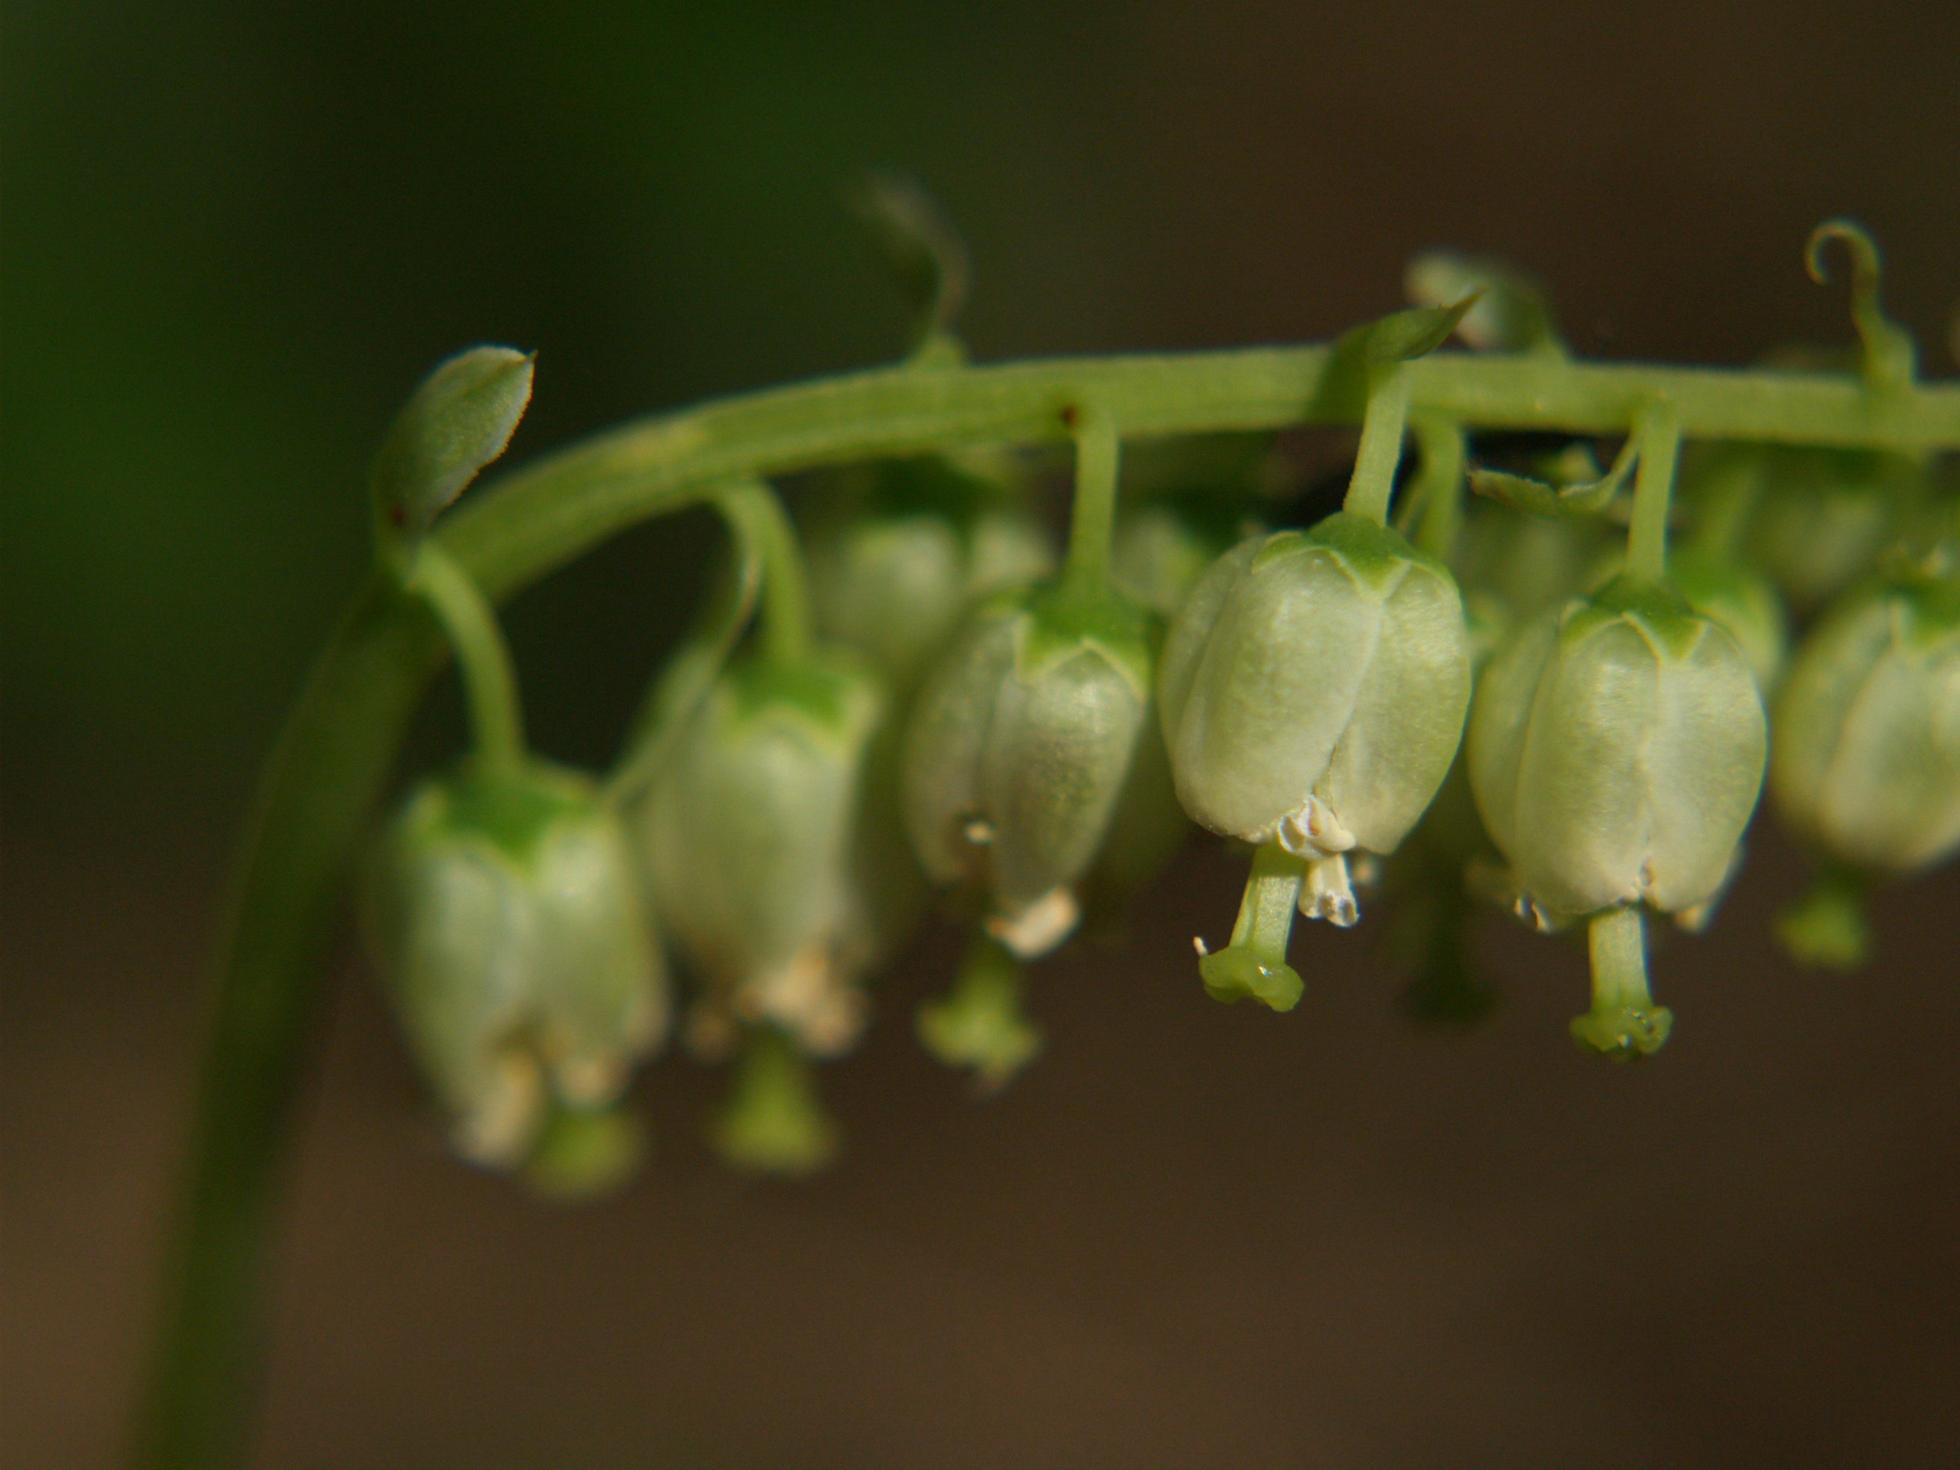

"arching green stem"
[403, 543, 526, 775]
[1343, 363, 1414, 525]
[1625, 400, 1682, 584]
[720, 478, 813, 663]
[133, 335, 1960, 1470]
[606, 497, 765, 804]
[1062, 400, 1122, 594]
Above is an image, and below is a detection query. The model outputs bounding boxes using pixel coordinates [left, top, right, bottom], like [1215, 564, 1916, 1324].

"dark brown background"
[6, 1, 1958, 1466]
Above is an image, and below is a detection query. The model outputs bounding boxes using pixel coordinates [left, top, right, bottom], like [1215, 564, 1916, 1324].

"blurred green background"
[5, 2, 1958, 1466]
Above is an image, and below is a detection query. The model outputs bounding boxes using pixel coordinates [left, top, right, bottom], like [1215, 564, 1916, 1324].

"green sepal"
[370, 346, 535, 538]
[723, 649, 882, 745]
[432, 765, 595, 863]
[1019, 582, 1157, 696]
[1470, 434, 1637, 519]
[1579, 575, 1705, 659]
[1306, 509, 1455, 585]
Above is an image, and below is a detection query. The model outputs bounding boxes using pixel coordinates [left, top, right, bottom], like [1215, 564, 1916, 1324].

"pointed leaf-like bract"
[1405, 251, 1564, 355]
[1470, 432, 1639, 520]
[371, 346, 535, 536]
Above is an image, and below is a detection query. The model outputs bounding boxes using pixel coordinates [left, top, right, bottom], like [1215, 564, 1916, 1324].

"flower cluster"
[355, 222, 1960, 1186]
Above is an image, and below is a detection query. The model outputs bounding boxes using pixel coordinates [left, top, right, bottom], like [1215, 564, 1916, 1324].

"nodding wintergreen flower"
[366, 761, 666, 1171]
[1468, 577, 1767, 933]
[1771, 570, 1960, 878]
[638, 651, 891, 1057]
[1160, 512, 1473, 932]
[1466, 573, 1766, 1059]
[805, 454, 1054, 690]
[902, 580, 1156, 958]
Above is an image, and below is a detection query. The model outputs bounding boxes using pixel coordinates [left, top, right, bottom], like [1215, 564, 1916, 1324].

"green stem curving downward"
[404, 542, 527, 774]
[1625, 399, 1683, 584]
[133, 342, 1960, 1468]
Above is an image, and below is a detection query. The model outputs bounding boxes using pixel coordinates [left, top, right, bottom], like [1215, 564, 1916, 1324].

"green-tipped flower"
[367, 761, 666, 1169]
[1160, 513, 1473, 923]
[639, 652, 889, 1056]
[1467, 578, 1768, 930]
[805, 455, 1054, 689]
[903, 582, 1155, 957]
[1771, 571, 1960, 874]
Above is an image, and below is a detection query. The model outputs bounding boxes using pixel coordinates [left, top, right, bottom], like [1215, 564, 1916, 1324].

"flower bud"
[1740, 446, 1918, 610]
[366, 761, 666, 1169]
[638, 652, 889, 1056]
[1771, 572, 1960, 873]
[1467, 578, 1767, 928]
[903, 582, 1155, 957]
[805, 455, 1053, 689]
[1112, 489, 1262, 621]
[1159, 513, 1472, 922]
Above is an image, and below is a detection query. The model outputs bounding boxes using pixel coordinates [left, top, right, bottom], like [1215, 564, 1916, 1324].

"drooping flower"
[1467, 577, 1768, 933]
[903, 581, 1155, 957]
[1160, 512, 1473, 926]
[638, 651, 893, 1056]
[367, 761, 666, 1168]
[1772, 570, 1960, 874]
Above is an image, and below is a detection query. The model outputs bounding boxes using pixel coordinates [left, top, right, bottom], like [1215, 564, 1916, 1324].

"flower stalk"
[134, 337, 1960, 1470]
